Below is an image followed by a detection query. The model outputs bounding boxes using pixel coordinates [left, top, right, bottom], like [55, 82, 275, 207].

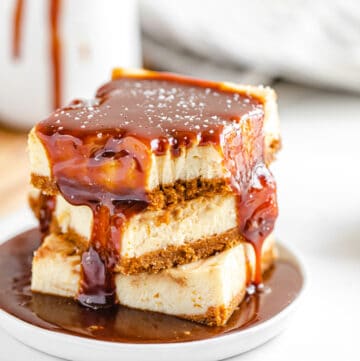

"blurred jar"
[0, 0, 141, 129]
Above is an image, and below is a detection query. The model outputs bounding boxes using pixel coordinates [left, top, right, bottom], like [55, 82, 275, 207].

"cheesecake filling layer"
[31, 233, 275, 326]
[30, 69, 279, 308]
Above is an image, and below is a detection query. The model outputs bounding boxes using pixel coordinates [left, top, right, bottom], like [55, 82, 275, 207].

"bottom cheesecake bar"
[31, 234, 276, 326]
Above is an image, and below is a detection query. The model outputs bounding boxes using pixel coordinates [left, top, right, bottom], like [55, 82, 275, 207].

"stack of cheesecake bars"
[28, 69, 280, 326]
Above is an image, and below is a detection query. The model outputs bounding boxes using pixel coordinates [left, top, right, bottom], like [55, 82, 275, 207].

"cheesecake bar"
[32, 232, 275, 326]
[29, 69, 280, 203]
[28, 68, 280, 325]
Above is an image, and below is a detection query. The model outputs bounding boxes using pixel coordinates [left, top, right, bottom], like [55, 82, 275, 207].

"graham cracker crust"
[31, 173, 231, 210]
[179, 288, 247, 327]
[31, 174, 59, 195]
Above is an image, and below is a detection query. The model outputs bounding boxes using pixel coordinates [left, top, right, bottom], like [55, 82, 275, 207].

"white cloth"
[141, 0, 360, 91]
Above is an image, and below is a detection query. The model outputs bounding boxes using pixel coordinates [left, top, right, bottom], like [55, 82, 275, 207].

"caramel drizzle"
[49, 0, 62, 109]
[223, 117, 278, 285]
[38, 193, 56, 240]
[77, 205, 117, 308]
[12, 0, 62, 109]
[55, 176, 148, 308]
[236, 165, 277, 284]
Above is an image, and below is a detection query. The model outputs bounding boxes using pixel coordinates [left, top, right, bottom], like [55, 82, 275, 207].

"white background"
[0, 82, 359, 360]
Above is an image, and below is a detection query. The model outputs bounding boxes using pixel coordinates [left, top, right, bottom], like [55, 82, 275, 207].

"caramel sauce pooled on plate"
[34, 73, 278, 308]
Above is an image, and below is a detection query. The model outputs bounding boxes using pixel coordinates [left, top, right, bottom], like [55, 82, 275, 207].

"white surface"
[0, 82, 359, 359]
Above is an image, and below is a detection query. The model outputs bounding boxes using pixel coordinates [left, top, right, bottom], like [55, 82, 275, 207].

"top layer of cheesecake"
[29, 68, 280, 206]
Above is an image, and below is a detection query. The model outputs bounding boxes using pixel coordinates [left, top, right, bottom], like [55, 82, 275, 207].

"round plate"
[0, 209, 306, 361]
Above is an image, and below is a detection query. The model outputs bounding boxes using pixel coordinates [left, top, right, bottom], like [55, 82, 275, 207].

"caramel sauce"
[12, 0, 24, 58]
[35, 73, 278, 307]
[49, 0, 62, 109]
[11, 0, 62, 108]
[0, 229, 302, 343]
[38, 193, 56, 238]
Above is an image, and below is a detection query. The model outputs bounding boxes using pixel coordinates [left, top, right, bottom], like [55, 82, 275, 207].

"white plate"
[0, 209, 306, 361]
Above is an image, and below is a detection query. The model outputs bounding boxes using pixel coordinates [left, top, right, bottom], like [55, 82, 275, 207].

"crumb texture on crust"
[178, 288, 247, 326]
[117, 228, 245, 274]
[31, 173, 231, 209]
[32, 225, 275, 276]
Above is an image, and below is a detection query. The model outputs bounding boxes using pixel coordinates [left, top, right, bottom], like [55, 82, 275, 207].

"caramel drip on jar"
[12, 0, 25, 58]
[38, 193, 56, 240]
[12, 0, 62, 109]
[49, 0, 62, 109]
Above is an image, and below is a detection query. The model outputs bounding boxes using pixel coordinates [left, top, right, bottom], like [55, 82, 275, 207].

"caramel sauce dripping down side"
[38, 193, 56, 241]
[223, 116, 278, 285]
[35, 75, 278, 308]
[76, 200, 147, 309]
[36, 114, 152, 308]
[12, 0, 62, 109]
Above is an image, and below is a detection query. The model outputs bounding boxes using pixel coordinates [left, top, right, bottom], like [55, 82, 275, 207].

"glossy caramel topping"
[34, 73, 277, 307]
[40, 77, 263, 138]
